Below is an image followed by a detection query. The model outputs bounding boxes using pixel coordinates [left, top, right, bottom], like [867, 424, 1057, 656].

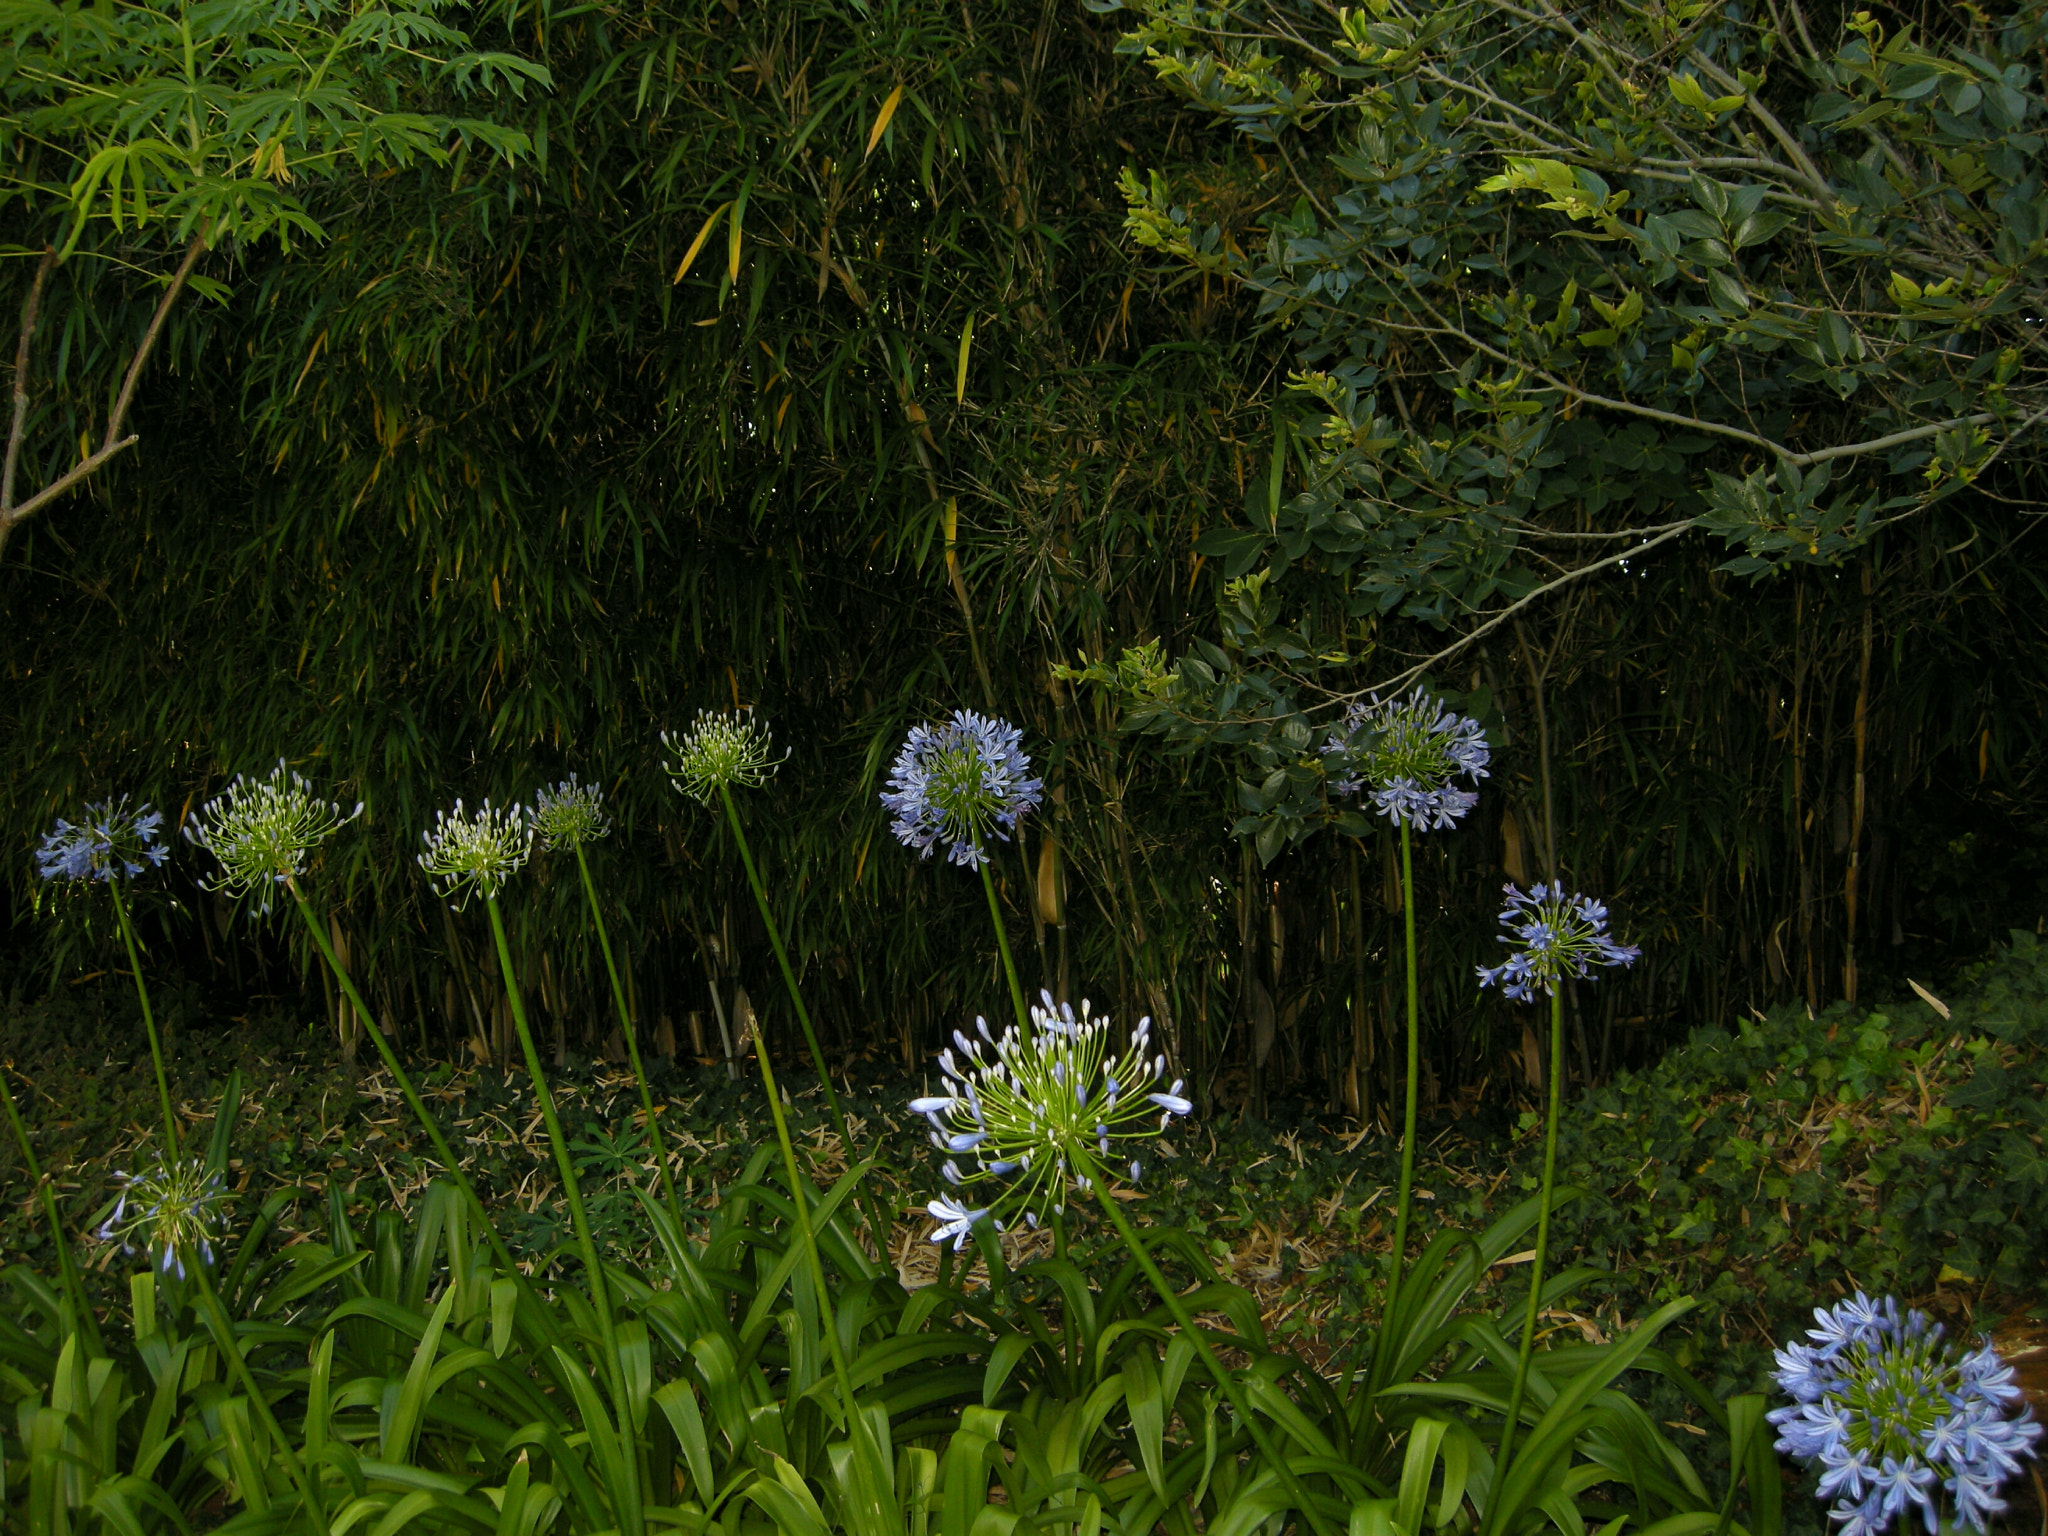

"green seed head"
[661, 710, 785, 804]
[532, 775, 611, 852]
[184, 762, 362, 912]
[417, 799, 532, 907]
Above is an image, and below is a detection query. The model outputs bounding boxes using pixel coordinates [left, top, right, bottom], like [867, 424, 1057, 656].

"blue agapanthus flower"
[1769, 1293, 2040, 1536]
[1323, 688, 1490, 831]
[1476, 882, 1640, 1001]
[97, 1154, 230, 1281]
[36, 797, 169, 883]
[881, 709, 1043, 869]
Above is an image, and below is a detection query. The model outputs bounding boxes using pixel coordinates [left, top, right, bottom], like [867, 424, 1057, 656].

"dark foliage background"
[3, 0, 2045, 1119]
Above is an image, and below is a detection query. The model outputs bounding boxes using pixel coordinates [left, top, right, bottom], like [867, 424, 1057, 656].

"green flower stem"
[107, 880, 179, 1155]
[573, 844, 684, 1228]
[482, 895, 642, 1536]
[1492, 984, 1567, 1516]
[743, 1001, 887, 1527]
[979, 857, 1031, 1032]
[286, 885, 565, 1350]
[191, 1258, 327, 1534]
[1386, 820, 1420, 1323]
[1079, 1153, 1337, 1536]
[717, 783, 890, 1250]
[0, 1064, 98, 1350]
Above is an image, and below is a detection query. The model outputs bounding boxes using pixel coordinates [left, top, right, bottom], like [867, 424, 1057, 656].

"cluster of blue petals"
[881, 709, 1043, 869]
[36, 798, 169, 883]
[1322, 688, 1491, 832]
[1476, 882, 1640, 1001]
[1770, 1293, 2040, 1536]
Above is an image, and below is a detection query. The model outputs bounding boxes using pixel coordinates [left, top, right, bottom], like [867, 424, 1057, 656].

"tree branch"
[1686, 49, 1835, 201]
[1339, 519, 1696, 700]
[0, 234, 206, 564]
[2, 248, 58, 518]
[103, 234, 206, 453]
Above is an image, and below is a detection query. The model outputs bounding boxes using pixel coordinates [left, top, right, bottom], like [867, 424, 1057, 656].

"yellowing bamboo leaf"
[955, 312, 975, 404]
[728, 173, 754, 282]
[672, 202, 730, 283]
[866, 84, 905, 158]
[1909, 978, 1950, 1019]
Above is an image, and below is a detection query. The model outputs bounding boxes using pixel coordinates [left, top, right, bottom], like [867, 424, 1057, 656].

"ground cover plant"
[5, 0, 2048, 1114]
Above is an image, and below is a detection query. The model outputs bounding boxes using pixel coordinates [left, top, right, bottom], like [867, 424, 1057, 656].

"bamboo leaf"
[867, 85, 906, 157]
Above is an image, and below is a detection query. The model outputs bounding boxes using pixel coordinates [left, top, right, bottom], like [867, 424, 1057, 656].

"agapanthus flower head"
[909, 990, 1190, 1248]
[1769, 1292, 2041, 1535]
[418, 799, 532, 908]
[1322, 688, 1490, 831]
[531, 775, 611, 851]
[97, 1154, 230, 1281]
[662, 710, 785, 804]
[36, 797, 169, 883]
[1476, 882, 1639, 1001]
[881, 709, 1043, 870]
[183, 761, 362, 913]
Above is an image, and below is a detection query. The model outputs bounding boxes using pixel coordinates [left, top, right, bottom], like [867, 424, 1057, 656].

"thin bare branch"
[0, 234, 206, 564]
[1686, 50, 1834, 201]
[103, 234, 206, 452]
[0, 434, 143, 536]
[2, 248, 58, 517]
[1340, 519, 1697, 700]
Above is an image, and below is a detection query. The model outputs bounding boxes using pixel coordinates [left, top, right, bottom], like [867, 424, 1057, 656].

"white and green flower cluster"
[531, 774, 611, 851]
[662, 710, 785, 804]
[417, 800, 533, 908]
[912, 991, 1191, 1249]
[183, 761, 362, 912]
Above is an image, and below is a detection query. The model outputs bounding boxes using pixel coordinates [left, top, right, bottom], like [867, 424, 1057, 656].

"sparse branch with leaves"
[1097, 0, 2048, 856]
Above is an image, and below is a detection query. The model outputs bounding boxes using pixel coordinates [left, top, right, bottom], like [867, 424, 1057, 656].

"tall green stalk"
[978, 853, 1065, 1258]
[979, 859, 1031, 1031]
[190, 1259, 328, 1534]
[0, 1064, 98, 1349]
[573, 844, 684, 1226]
[107, 881, 179, 1155]
[718, 783, 892, 1251]
[482, 894, 641, 1536]
[742, 1001, 891, 1529]
[1492, 984, 1567, 1500]
[1078, 1151, 1336, 1536]
[1386, 820, 1421, 1321]
[286, 884, 566, 1351]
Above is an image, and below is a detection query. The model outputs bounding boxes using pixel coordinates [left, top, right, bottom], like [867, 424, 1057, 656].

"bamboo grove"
[2, 0, 2044, 1118]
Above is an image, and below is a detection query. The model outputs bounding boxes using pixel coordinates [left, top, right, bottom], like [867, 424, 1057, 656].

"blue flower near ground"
[881, 709, 1042, 869]
[36, 797, 168, 883]
[1322, 688, 1490, 830]
[1476, 882, 1640, 1001]
[1769, 1292, 2041, 1536]
[97, 1155, 229, 1280]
